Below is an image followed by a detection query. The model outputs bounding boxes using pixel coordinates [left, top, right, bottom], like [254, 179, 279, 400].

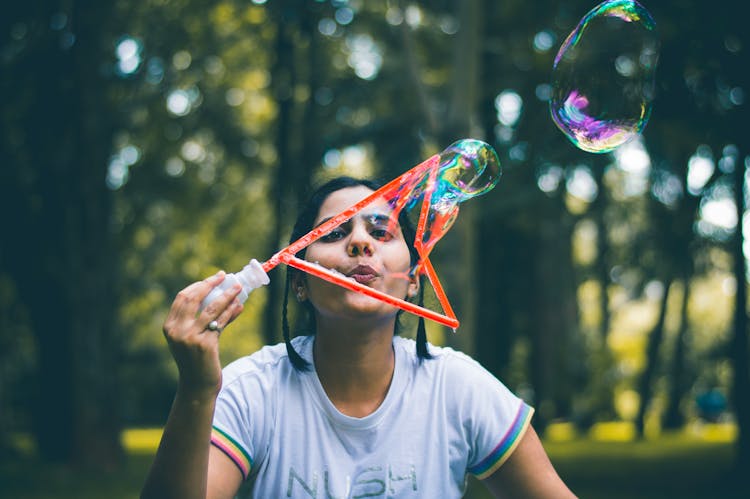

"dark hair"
[283, 176, 432, 370]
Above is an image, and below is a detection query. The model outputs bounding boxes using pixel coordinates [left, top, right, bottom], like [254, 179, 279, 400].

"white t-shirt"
[211, 335, 533, 498]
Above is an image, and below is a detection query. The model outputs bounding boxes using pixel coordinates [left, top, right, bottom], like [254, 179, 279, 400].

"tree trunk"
[634, 278, 673, 438]
[437, 0, 482, 354]
[529, 213, 579, 431]
[262, 3, 298, 346]
[583, 157, 616, 427]
[296, 6, 324, 206]
[474, 219, 517, 379]
[662, 278, 691, 430]
[592, 160, 612, 340]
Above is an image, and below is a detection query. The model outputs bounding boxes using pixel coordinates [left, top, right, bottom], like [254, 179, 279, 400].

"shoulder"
[394, 336, 485, 371]
[393, 336, 494, 384]
[221, 336, 311, 389]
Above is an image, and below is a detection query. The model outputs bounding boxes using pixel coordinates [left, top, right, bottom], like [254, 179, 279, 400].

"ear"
[407, 274, 420, 300]
[291, 271, 307, 302]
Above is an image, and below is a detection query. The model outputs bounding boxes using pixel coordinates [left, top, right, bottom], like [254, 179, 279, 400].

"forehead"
[315, 185, 391, 222]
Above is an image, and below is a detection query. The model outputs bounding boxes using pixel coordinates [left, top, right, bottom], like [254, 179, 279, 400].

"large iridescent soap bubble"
[550, 0, 659, 153]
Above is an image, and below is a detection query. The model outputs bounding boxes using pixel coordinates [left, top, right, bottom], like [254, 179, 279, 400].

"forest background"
[1, 0, 748, 497]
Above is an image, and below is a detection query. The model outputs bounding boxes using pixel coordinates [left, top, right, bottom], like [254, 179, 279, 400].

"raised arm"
[141, 268, 264, 499]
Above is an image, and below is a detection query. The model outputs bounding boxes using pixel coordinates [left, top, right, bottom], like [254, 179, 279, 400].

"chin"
[339, 291, 401, 317]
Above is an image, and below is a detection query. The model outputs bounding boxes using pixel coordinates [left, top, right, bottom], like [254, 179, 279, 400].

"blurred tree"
[473, 0, 586, 430]
[720, 12, 750, 477]
[262, 0, 300, 346]
[633, 0, 749, 456]
[108, 0, 281, 422]
[395, 0, 485, 354]
[0, 1, 123, 465]
[260, 0, 334, 345]
[729, 133, 749, 472]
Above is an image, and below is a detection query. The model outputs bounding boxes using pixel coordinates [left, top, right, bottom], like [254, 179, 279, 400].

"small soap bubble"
[436, 139, 502, 201]
[550, 0, 659, 153]
[416, 139, 500, 257]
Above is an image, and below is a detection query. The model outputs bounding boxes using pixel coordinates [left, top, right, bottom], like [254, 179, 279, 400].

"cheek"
[303, 244, 335, 265]
[388, 243, 414, 271]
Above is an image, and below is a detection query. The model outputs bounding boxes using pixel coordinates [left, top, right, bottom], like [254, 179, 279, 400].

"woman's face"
[299, 185, 418, 321]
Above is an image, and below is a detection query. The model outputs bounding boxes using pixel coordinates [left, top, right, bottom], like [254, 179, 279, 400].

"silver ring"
[207, 320, 221, 332]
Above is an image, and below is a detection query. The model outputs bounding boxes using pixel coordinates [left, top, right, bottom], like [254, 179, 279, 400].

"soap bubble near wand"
[200, 139, 501, 331]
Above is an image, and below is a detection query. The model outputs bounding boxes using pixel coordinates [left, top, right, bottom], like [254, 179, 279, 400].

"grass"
[467, 422, 745, 499]
[539, 437, 740, 499]
[0, 423, 745, 498]
[0, 452, 153, 499]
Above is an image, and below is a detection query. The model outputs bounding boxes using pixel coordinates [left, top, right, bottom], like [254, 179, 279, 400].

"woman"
[142, 177, 576, 498]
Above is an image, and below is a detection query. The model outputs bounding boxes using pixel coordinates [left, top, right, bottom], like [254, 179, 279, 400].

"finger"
[204, 319, 223, 334]
[203, 300, 239, 335]
[224, 300, 244, 326]
[182, 271, 227, 299]
[165, 272, 226, 337]
[198, 281, 242, 321]
[171, 272, 225, 317]
[190, 271, 228, 302]
[173, 271, 227, 318]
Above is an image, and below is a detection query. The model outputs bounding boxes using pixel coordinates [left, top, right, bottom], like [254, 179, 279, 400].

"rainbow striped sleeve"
[468, 403, 534, 480]
[211, 426, 253, 480]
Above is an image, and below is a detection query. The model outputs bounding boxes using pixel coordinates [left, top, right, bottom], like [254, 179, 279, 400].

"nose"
[347, 223, 373, 257]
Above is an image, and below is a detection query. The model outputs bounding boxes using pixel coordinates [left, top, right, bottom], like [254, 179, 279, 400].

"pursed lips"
[346, 264, 379, 284]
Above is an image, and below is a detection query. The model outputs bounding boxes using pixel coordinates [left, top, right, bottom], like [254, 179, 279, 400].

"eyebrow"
[363, 213, 393, 225]
[313, 212, 397, 229]
[313, 216, 334, 229]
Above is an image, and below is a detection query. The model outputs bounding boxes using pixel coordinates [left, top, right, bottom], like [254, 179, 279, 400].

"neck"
[313, 315, 397, 418]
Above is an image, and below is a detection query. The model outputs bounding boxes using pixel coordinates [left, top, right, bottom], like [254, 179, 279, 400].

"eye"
[319, 228, 346, 242]
[371, 228, 394, 241]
